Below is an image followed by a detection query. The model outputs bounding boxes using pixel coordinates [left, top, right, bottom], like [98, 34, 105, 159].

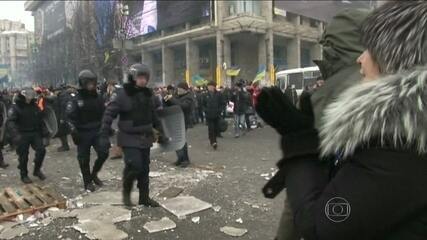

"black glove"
[255, 87, 313, 135]
[157, 134, 169, 145]
[71, 131, 81, 145]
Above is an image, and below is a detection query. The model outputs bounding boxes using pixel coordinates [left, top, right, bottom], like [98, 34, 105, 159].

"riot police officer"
[100, 63, 165, 207]
[66, 70, 108, 192]
[7, 88, 48, 183]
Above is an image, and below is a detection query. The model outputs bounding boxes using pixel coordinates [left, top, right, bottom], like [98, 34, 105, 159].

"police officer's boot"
[21, 169, 32, 184]
[138, 187, 159, 207]
[33, 150, 46, 181]
[138, 173, 160, 207]
[57, 136, 70, 152]
[122, 168, 135, 207]
[92, 152, 108, 187]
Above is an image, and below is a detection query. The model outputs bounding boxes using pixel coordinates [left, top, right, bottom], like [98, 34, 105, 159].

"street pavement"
[0, 121, 287, 240]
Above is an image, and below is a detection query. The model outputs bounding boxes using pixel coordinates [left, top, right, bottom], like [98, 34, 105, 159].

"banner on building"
[126, 0, 158, 39]
[125, 0, 211, 39]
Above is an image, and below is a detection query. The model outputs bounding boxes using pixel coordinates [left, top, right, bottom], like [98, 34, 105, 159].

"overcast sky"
[0, 1, 34, 31]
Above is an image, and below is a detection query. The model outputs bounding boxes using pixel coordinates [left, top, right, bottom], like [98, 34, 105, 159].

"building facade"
[25, 0, 375, 87]
[126, 0, 374, 87]
[0, 19, 34, 87]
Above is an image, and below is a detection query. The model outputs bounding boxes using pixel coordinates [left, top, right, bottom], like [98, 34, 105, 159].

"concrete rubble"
[191, 216, 200, 224]
[143, 217, 176, 233]
[220, 226, 248, 237]
[160, 196, 212, 218]
[71, 205, 131, 240]
[0, 222, 29, 240]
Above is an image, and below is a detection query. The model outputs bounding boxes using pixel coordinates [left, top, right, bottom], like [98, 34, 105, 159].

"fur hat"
[361, 1, 427, 74]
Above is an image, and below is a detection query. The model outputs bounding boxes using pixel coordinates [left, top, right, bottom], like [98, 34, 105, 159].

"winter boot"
[33, 170, 46, 180]
[122, 169, 135, 207]
[138, 188, 159, 207]
[21, 175, 33, 184]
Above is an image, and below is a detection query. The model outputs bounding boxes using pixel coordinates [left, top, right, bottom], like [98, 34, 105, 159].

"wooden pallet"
[0, 184, 66, 221]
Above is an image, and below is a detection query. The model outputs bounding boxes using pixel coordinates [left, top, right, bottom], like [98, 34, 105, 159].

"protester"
[231, 80, 250, 138]
[202, 81, 224, 150]
[257, 2, 427, 239]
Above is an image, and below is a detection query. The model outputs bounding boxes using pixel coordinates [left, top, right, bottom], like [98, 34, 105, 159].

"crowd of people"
[0, 64, 267, 206]
[0, 1, 425, 239]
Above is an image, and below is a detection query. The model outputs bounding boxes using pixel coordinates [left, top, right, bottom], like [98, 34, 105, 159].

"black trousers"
[207, 118, 219, 145]
[16, 132, 46, 177]
[77, 130, 109, 186]
[198, 109, 205, 123]
[59, 135, 69, 147]
[122, 147, 150, 192]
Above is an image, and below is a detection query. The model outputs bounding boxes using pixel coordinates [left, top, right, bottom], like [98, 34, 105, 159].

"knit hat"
[177, 82, 189, 91]
[361, 1, 427, 74]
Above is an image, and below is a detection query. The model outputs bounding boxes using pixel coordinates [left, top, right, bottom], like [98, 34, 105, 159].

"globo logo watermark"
[324, 197, 351, 223]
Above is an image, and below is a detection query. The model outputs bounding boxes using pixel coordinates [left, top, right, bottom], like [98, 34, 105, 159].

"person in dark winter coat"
[164, 81, 194, 167]
[55, 86, 75, 152]
[257, 2, 427, 240]
[195, 87, 205, 123]
[7, 88, 48, 184]
[66, 70, 109, 192]
[99, 63, 165, 207]
[0, 93, 8, 169]
[231, 81, 250, 137]
[202, 81, 225, 150]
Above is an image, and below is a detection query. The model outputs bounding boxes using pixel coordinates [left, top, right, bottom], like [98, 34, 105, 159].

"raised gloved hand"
[255, 87, 313, 135]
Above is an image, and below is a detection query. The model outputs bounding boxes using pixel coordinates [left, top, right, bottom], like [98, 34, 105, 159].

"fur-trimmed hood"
[320, 67, 427, 158]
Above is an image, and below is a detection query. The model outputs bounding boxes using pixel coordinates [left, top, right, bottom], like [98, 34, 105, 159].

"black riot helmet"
[127, 63, 150, 84]
[78, 69, 97, 89]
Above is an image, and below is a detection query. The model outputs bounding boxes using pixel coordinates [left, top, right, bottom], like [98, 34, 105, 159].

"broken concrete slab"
[160, 196, 212, 218]
[71, 205, 131, 240]
[0, 222, 29, 240]
[157, 187, 183, 199]
[143, 217, 176, 233]
[73, 220, 128, 240]
[220, 226, 248, 237]
[71, 205, 131, 223]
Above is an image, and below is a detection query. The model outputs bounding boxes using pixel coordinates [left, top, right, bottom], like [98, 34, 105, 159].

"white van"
[276, 66, 321, 95]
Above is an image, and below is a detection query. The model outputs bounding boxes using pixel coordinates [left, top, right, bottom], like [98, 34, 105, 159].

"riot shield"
[43, 105, 58, 139]
[0, 102, 7, 142]
[152, 105, 186, 153]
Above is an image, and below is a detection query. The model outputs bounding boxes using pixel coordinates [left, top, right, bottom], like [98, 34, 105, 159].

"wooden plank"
[25, 185, 54, 204]
[42, 187, 66, 209]
[20, 188, 44, 207]
[0, 194, 17, 214]
[4, 188, 30, 210]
